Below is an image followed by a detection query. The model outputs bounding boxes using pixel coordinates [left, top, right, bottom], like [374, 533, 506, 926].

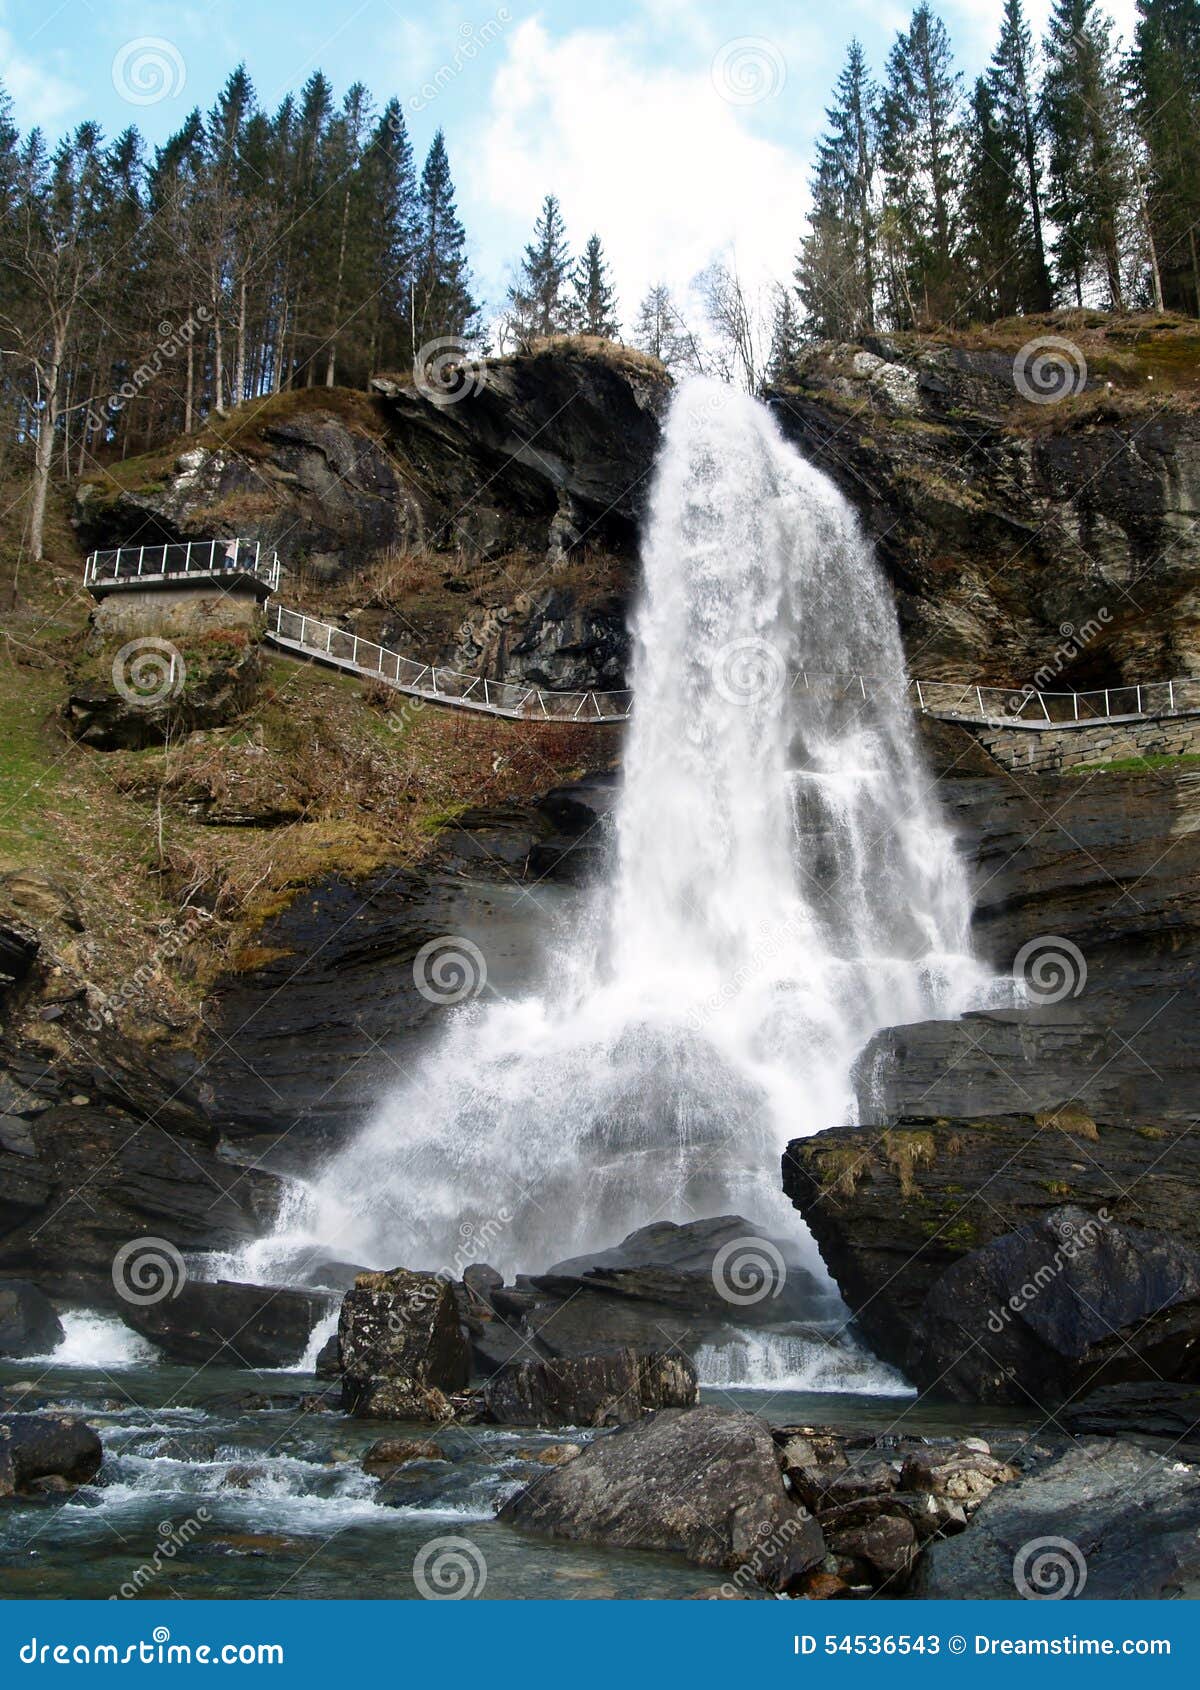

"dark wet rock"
[1062, 1382, 1200, 1455]
[0, 1414, 102, 1495]
[361, 1437, 447, 1475]
[909, 1206, 1200, 1405]
[200, 781, 613, 1156]
[313, 1335, 339, 1379]
[912, 1439, 1200, 1599]
[121, 1279, 330, 1369]
[0, 1106, 285, 1306]
[501, 1405, 824, 1589]
[826, 1515, 918, 1587]
[492, 1217, 832, 1364]
[784, 1107, 1200, 1386]
[482, 1348, 697, 1427]
[771, 1426, 1017, 1593]
[339, 1268, 470, 1419]
[0, 1281, 63, 1358]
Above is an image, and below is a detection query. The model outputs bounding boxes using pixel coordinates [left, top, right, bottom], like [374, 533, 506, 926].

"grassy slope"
[0, 478, 614, 1032]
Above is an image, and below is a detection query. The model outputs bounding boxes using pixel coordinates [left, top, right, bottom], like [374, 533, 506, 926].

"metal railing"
[84, 538, 282, 595]
[266, 603, 633, 722]
[795, 673, 1200, 727]
[266, 602, 1200, 730]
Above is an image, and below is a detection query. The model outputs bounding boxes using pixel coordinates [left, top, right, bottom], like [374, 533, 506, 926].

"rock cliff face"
[768, 316, 1200, 682]
[75, 342, 670, 693]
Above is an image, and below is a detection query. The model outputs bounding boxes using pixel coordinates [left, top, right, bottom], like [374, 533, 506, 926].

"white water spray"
[250, 380, 986, 1283]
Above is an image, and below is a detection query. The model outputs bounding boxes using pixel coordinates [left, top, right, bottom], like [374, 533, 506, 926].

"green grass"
[1073, 752, 1200, 774]
[0, 662, 71, 861]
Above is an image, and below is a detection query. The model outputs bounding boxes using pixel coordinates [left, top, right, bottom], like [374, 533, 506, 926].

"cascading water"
[246, 379, 987, 1288]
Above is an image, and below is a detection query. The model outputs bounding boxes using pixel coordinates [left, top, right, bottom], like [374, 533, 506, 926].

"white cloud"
[462, 17, 809, 329]
[0, 26, 82, 134]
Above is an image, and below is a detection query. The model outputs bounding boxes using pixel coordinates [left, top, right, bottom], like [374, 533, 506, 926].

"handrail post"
[137, 546, 144, 578]
[1169, 680, 1175, 712]
[976, 685, 984, 717]
[185, 541, 192, 574]
[915, 680, 924, 710]
[1104, 689, 1110, 717]
[1136, 684, 1143, 715]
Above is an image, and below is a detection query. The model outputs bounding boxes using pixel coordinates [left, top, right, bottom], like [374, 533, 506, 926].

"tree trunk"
[29, 340, 64, 563]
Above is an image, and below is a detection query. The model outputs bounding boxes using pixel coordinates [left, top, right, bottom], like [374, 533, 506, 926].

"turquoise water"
[0, 1354, 1034, 1602]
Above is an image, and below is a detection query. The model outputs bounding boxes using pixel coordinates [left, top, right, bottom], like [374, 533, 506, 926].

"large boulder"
[908, 1206, 1200, 1404]
[339, 1268, 470, 1418]
[0, 1281, 63, 1358]
[482, 1349, 697, 1427]
[500, 1405, 823, 1591]
[784, 1101, 1200, 1385]
[0, 1414, 103, 1495]
[488, 1216, 834, 1362]
[913, 1439, 1200, 1600]
[121, 1279, 329, 1369]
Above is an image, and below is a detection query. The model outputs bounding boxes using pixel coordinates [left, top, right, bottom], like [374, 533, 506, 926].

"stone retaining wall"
[965, 711, 1200, 774]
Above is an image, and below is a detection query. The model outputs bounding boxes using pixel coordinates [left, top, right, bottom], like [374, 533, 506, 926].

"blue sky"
[2, 0, 1138, 325]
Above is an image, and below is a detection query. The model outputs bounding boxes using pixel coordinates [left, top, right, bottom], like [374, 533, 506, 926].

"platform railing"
[84, 538, 281, 595]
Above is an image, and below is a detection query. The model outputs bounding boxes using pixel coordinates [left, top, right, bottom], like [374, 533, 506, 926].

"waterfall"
[247, 379, 986, 1284]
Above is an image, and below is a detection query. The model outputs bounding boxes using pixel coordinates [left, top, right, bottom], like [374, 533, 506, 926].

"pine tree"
[1132, 0, 1200, 313]
[507, 193, 572, 344]
[879, 4, 965, 324]
[962, 77, 1027, 319]
[986, 0, 1053, 311]
[631, 283, 703, 373]
[414, 130, 477, 343]
[765, 286, 804, 385]
[571, 233, 620, 338]
[796, 41, 878, 336]
[1041, 0, 1130, 306]
[362, 99, 422, 372]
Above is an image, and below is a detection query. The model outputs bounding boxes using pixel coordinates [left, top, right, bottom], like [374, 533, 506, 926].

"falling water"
[248, 380, 987, 1284]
